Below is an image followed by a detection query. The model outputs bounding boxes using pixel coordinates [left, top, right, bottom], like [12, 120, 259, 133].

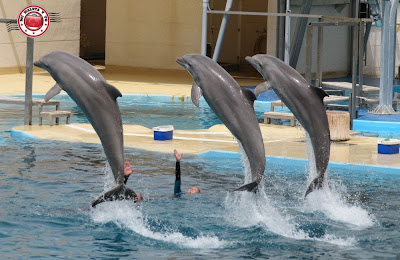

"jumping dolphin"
[34, 51, 137, 206]
[177, 54, 265, 191]
[245, 54, 330, 196]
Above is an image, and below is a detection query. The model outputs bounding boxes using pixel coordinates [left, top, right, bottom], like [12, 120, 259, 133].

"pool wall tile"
[10, 129, 36, 140]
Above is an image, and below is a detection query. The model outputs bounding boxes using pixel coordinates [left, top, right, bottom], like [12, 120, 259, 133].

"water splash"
[303, 133, 375, 228]
[305, 132, 318, 181]
[224, 186, 357, 247]
[237, 140, 251, 183]
[93, 162, 225, 249]
[102, 162, 117, 191]
[303, 183, 376, 228]
[91, 201, 226, 249]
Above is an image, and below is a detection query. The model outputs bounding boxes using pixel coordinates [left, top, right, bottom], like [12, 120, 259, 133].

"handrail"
[0, 19, 16, 23]
[207, 10, 370, 22]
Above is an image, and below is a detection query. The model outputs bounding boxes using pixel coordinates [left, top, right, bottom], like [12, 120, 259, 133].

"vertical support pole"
[289, 0, 312, 68]
[213, 0, 234, 62]
[305, 23, 313, 84]
[284, 0, 291, 64]
[236, 0, 242, 64]
[351, 23, 359, 129]
[277, 0, 285, 59]
[316, 19, 323, 88]
[373, 0, 398, 114]
[358, 21, 365, 98]
[201, 0, 209, 56]
[24, 37, 34, 125]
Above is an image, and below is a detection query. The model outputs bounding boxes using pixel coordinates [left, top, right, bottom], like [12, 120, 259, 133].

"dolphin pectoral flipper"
[45, 83, 62, 102]
[304, 176, 324, 197]
[191, 83, 202, 107]
[103, 82, 122, 100]
[91, 184, 138, 207]
[254, 82, 271, 97]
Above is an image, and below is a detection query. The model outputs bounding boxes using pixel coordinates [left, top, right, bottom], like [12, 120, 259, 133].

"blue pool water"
[0, 95, 399, 258]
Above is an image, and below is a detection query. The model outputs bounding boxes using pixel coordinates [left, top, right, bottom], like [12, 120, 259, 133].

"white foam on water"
[316, 234, 357, 247]
[93, 164, 225, 249]
[224, 186, 357, 247]
[303, 184, 376, 228]
[303, 130, 375, 228]
[91, 201, 226, 249]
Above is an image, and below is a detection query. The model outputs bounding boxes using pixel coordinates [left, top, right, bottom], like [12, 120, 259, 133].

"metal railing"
[201, 0, 370, 128]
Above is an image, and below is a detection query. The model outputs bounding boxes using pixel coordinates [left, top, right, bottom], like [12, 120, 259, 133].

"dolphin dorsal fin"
[103, 82, 122, 100]
[311, 86, 329, 101]
[254, 81, 271, 97]
[45, 83, 62, 102]
[191, 82, 202, 107]
[241, 88, 256, 104]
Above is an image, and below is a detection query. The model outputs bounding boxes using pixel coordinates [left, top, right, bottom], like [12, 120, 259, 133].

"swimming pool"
[0, 95, 399, 258]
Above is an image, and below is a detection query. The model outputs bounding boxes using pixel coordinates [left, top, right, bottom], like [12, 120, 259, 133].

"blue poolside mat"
[357, 109, 400, 122]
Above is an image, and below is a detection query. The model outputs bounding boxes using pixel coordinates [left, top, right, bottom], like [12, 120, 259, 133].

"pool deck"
[3, 67, 400, 168]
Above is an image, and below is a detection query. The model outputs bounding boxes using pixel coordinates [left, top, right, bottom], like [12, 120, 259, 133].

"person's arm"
[174, 160, 182, 195]
[173, 150, 183, 196]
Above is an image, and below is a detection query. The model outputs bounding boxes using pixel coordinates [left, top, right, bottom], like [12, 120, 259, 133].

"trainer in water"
[34, 51, 139, 206]
[177, 54, 265, 192]
[245, 54, 330, 196]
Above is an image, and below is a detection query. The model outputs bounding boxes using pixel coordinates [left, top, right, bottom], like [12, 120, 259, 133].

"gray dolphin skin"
[34, 51, 137, 206]
[246, 54, 330, 197]
[177, 54, 265, 191]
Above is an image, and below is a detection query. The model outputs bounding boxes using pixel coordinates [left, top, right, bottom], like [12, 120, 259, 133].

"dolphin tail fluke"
[233, 180, 260, 192]
[304, 176, 324, 197]
[91, 183, 138, 207]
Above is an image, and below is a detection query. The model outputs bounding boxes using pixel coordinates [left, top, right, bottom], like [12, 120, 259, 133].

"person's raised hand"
[124, 161, 134, 177]
[174, 149, 183, 162]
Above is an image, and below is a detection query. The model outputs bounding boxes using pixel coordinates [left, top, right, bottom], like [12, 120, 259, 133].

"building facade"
[0, 0, 397, 79]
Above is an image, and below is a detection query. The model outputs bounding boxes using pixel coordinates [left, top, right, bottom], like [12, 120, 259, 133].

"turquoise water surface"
[0, 95, 399, 259]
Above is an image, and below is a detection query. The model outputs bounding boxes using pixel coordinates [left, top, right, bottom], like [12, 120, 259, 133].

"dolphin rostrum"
[246, 54, 330, 197]
[34, 51, 137, 206]
[177, 54, 265, 191]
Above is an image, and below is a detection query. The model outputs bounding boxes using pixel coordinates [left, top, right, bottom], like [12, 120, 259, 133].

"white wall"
[105, 0, 202, 70]
[0, 0, 81, 73]
[291, 4, 352, 76]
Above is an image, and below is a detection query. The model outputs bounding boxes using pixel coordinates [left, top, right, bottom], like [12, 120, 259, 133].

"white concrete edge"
[66, 124, 285, 144]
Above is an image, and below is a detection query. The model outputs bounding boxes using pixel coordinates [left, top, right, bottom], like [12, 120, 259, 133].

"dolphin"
[34, 51, 137, 206]
[177, 54, 265, 191]
[245, 54, 330, 196]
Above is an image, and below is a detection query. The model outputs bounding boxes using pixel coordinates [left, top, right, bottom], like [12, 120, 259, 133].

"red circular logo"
[18, 5, 50, 38]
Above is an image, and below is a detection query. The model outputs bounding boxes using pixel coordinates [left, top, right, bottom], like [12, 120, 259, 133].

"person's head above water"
[187, 187, 200, 194]
[135, 192, 143, 202]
